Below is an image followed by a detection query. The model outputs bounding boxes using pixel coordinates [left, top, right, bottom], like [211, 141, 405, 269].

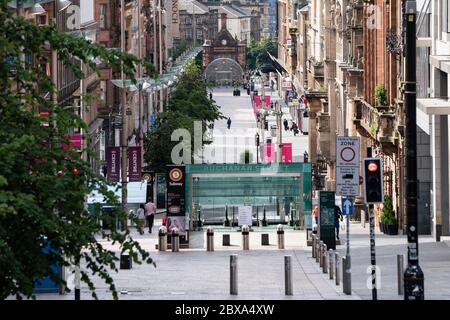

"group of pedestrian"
[135, 200, 157, 235]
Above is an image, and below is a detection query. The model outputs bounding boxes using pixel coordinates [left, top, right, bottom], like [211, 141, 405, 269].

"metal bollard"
[171, 227, 180, 252]
[242, 225, 250, 250]
[343, 255, 352, 295]
[312, 235, 316, 258]
[397, 254, 404, 295]
[315, 239, 320, 263]
[329, 249, 334, 280]
[277, 224, 285, 249]
[335, 252, 341, 286]
[285, 256, 293, 295]
[322, 244, 328, 273]
[230, 254, 238, 295]
[319, 241, 324, 267]
[206, 226, 214, 251]
[158, 226, 167, 251]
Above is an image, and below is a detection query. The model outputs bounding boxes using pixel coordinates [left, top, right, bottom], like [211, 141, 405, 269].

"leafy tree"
[145, 59, 223, 171]
[247, 36, 278, 71]
[0, 0, 154, 299]
[169, 60, 223, 122]
[145, 111, 199, 173]
[171, 41, 188, 61]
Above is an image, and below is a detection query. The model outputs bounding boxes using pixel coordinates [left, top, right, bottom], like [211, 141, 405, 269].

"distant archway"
[204, 58, 244, 86]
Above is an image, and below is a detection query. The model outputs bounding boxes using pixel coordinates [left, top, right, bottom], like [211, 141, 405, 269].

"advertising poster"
[106, 147, 120, 182]
[156, 173, 166, 209]
[319, 191, 336, 250]
[264, 143, 275, 163]
[281, 143, 292, 163]
[166, 165, 186, 236]
[238, 206, 253, 227]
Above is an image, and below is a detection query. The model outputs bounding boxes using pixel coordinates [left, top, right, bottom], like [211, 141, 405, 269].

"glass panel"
[186, 164, 312, 227]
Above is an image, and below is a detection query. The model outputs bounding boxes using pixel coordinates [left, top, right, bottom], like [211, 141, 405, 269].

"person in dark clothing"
[334, 205, 343, 240]
[227, 117, 232, 129]
[291, 122, 299, 136]
[209, 92, 213, 100]
[283, 119, 289, 131]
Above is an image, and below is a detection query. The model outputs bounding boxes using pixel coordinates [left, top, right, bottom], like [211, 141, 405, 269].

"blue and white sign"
[341, 197, 354, 216]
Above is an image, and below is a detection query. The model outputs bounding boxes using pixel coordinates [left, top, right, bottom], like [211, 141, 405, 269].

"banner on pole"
[264, 95, 271, 108]
[106, 147, 120, 182]
[128, 146, 141, 182]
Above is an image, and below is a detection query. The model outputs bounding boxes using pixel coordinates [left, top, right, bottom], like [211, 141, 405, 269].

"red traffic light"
[368, 163, 378, 172]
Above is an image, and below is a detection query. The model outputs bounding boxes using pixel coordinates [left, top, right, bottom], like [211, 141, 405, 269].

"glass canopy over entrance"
[185, 163, 312, 229]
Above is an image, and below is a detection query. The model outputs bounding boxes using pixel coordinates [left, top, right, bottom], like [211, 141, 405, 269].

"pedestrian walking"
[334, 205, 343, 240]
[136, 204, 146, 235]
[312, 205, 319, 226]
[291, 122, 299, 136]
[209, 92, 212, 100]
[145, 200, 157, 233]
[283, 119, 289, 131]
[227, 117, 232, 130]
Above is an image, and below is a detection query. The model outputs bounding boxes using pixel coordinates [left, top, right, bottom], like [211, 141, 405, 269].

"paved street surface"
[203, 87, 258, 164]
[203, 86, 308, 163]
[25, 85, 450, 300]
[30, 216, 450, 300]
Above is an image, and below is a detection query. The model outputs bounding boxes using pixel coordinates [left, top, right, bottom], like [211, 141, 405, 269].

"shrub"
[375, 84, 387, 106]
[381, 196, 397, 225]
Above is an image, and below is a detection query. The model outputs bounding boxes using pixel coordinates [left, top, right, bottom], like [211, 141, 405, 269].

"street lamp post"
[255, 132, 260, 164]
[120, 0, 128, 232]
[403, 0, 424, 300]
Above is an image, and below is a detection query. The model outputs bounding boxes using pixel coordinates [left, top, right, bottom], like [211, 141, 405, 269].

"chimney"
[221, 13, 227, 30]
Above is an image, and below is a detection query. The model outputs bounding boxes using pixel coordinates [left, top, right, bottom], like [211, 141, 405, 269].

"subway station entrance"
[185, 163, 312, 230]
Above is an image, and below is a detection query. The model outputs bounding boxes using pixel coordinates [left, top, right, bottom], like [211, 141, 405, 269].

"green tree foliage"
[171, 41, 187, 61]
[0, 1, 154, 299]
[145, 112, 197, 172]
[145, 59, 223, 171]
[247, 36, 278, 71]
[169, 60, 223, 122]
[381, 196, 397, 225]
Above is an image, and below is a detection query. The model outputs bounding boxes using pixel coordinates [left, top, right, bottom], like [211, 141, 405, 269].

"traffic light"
[363, 158, 384, 204]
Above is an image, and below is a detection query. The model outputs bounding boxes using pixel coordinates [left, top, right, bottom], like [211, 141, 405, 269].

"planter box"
[386, 224, 398, 235]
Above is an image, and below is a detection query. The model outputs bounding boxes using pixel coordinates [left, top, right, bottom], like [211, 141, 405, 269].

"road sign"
[336, 166, 360, 196]
[341, 197, 354, 216]
[336, 137, 360, 167]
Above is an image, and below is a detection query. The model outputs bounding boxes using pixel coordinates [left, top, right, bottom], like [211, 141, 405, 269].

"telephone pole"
[403, 0, 424, 300]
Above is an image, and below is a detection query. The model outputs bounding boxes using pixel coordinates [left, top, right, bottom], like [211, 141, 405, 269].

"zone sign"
[336, 136, 360, 167]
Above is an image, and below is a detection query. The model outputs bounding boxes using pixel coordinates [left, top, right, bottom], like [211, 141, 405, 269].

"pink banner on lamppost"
[264, 95, 271, 108]
[128, 146, 142, 182]
[264, 143, 275, 163]
[254, 95, 261, 112]
[281, 143, 293, 163]
[106, 147, 120, 182]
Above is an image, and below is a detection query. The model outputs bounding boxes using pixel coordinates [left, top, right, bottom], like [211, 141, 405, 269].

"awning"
[417, 98, 450, 115]
[268, 52, 288, 75]
[88, 118, 104, 135]
[87, 181, 148, 204]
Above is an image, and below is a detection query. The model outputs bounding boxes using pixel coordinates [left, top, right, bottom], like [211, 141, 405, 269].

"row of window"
[183, 16, 213, 26]
[182, 29, 205, 40]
